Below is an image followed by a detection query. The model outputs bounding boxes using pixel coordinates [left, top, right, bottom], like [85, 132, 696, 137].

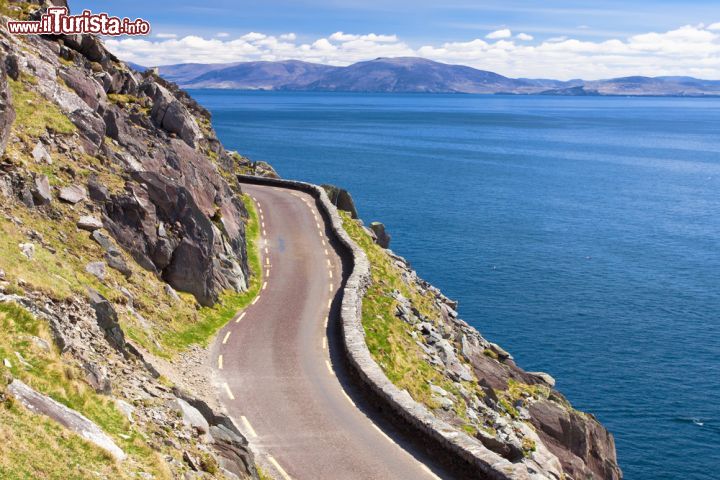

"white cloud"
[104, 24, 720, 80]
[516, 33, 533, 41]
[216, 32, 230, 38]
[486, 28, 512, 39]
[155, 33, 177, 39]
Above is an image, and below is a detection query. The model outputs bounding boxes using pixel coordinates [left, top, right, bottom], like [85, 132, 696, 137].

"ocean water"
[190, 90, 720, 480]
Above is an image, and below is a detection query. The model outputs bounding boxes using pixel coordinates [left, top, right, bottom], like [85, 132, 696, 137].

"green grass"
[158, 194, 262, 351]
[340, 212, 483, 419]
[8, 77, 76, 142]
[0, 303, 170, 479]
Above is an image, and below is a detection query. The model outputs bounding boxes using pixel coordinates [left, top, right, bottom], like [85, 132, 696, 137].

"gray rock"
[0, 269, 5, 280]
[59, 185, 87, 204]
[87, 288, 126, 351]
[18, 243, 35, 260]
[58, 68, 106, 110]
[67, 110, 105, 155]
[7, 379, 126, 460]
[5, 54, 19, 81]
[430, 384, 449, 397]
[85, 261, 106, 281]
[321, 184, 358, 218]
[30, 336, 50, 351]
[173, 398, 210, 434]
[31, 175, 52, 206]
[77, 215, 103, 231]
[149, 84, 202, 147]
[370, 222, 391, 248]
[164, 284, 180, 302]
[105, 250, 132, 278]
[115, 399, 135, 422]
[83, 362, 112, 394]
[90, 230, 131, 277]
[527, 372, 556, 388]
[87, 174, 109, 202]
[31, 142, 52, 164]
[488, 342, 513, 361]
[91, 230, 114, 251]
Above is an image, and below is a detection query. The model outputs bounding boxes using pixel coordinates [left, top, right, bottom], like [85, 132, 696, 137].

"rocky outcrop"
[322, 184, 358, 218]
[0, 16, 251, 306]
[369, 221, 391, 248]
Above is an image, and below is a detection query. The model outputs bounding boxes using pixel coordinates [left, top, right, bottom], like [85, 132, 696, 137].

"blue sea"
[191, 90, 720, 480]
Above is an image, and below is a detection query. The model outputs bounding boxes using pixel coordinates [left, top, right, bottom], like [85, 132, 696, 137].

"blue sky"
[70, 1, 720, 79]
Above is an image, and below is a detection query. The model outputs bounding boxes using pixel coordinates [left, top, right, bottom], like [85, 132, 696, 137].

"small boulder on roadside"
[59, 185, 87, 204]
[77, 215, 103, 231]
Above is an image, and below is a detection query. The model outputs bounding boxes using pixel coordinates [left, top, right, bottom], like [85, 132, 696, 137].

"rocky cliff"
[340, 212, 622, 479]
[0, 1, 270, 478]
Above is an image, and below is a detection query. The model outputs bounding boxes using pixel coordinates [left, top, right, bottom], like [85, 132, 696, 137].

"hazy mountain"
[168, 60, 339, 89]
[153, 57, 720, 96]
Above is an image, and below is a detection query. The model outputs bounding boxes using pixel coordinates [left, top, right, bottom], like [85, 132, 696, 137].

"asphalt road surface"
[211, 183, 447, 480]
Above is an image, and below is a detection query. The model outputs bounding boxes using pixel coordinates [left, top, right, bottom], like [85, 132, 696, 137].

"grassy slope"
[0, 303, 171, 479]
[340, 212, 483, 430]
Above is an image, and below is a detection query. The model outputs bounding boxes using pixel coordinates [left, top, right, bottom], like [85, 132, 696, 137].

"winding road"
[210, 183, 446, 480]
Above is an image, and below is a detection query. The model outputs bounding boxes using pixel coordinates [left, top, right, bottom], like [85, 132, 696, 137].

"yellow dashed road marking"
[262, 281, 268, 290]
[327, 298, 332, 309]
[325, 360, 332, 373]
[223, 383, 235, 400]
[240, 416, 257, 438]
[235, 312, 246, 323]
[268, 456, 292, 480]
[222, 331, 232, 344]
[218, 355, 223, 369]
[252, 296, 260, 305]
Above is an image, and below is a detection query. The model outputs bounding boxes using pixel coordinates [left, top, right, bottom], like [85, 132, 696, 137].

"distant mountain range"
[130, 57, 720, 96]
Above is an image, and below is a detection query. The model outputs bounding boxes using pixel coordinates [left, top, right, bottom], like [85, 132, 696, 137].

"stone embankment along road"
[217, 176, 530, 479]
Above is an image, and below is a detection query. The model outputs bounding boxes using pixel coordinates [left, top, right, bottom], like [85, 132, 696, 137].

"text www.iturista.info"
[7, 7, 150, 36]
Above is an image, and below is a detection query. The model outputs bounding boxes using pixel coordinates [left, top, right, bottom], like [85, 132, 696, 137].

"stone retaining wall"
[237, 175, 528, 480]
